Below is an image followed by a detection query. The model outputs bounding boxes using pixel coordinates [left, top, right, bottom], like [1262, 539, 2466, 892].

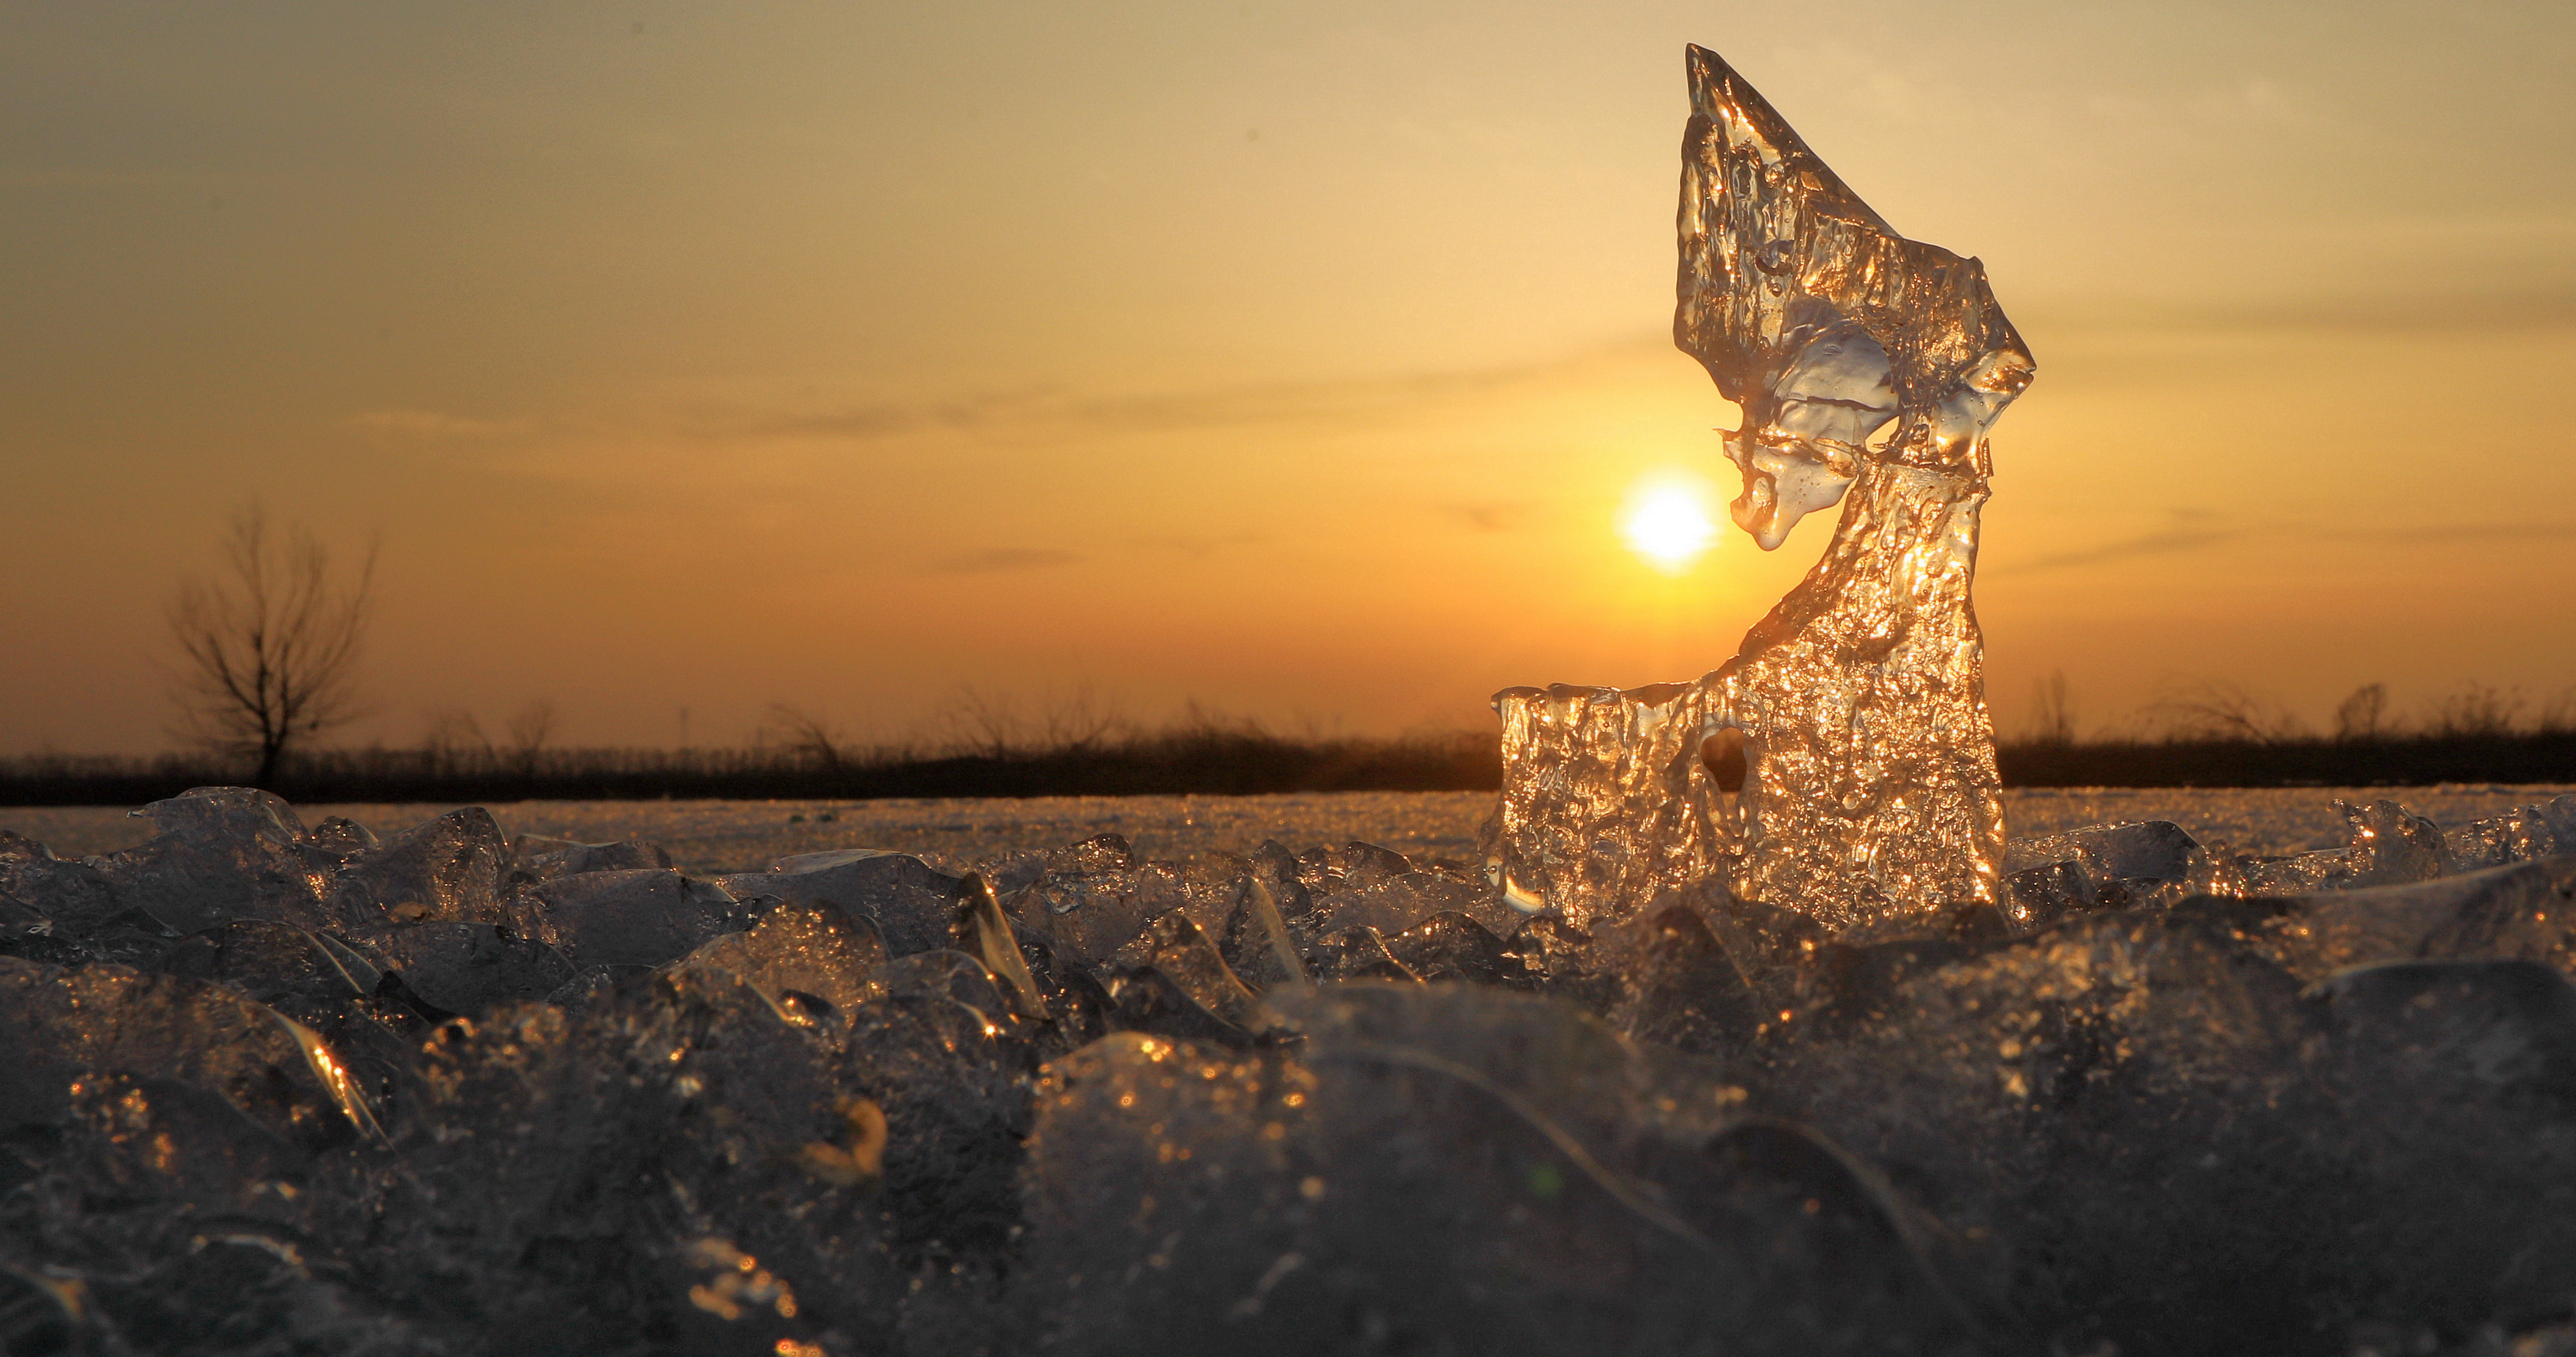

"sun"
[1618, 471, 1720, 574]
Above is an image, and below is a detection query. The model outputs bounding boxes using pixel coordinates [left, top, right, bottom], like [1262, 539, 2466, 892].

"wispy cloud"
[1992, 515, 2576, 577]
[351, 408, 535, 440]
[924, 547, 1079, 575]
[1131, 532, 1263, 560]
[1444, 503, 1528, 532]
[707, 355, 1585, 448]
[1990, 525, 2240, 576]
[2315, 520, 2576, 545]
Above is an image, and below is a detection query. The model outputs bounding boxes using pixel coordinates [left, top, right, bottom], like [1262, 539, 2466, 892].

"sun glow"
[1618, 471, 1721, 573]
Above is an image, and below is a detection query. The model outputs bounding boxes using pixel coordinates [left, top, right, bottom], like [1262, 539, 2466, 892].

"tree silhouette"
[166, 507, 378, 787]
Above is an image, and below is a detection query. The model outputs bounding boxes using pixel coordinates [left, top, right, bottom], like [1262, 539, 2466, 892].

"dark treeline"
[0, 727, 1506, 808]
[1997, 730, 2576, 789]
[8, 729, 2576, 807]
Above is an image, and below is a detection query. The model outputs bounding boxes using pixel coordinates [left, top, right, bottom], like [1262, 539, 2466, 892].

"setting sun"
[1618, 471, 1721, 574]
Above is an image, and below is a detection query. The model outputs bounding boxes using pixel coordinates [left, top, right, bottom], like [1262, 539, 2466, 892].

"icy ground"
[3, 784, 2575, 1356]
[8, 784, 2574, 876]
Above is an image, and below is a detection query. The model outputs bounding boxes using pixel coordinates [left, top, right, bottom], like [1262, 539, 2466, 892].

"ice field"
[10, 783, 2574, 879]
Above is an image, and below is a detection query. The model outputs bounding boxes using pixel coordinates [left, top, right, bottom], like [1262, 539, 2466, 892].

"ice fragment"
[1489, 47, 2033, 933]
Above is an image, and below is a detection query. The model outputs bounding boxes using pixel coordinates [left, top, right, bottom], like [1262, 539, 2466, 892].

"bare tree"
[165, 507, 379, 787]
[2140, 678, 2307, 745]
[2542, 687, 2576, 737]
[931, 682, 1128, 758]
[421, 708, 490, 775]
[2333, 682, 2390, 742]
[934, 683, 1024, 758]
[2424, 683, 2523, 739]
[1032, 681, 1126, 753]
[2028, 670, 2077, 746]
[505, 700, 557, 779]
[760, 702, 848, 773]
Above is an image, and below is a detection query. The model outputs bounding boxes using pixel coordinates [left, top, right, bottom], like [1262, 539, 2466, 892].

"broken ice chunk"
[338, 807, 513, 925]
[2005, 820, 2203, 885]
[952, 873, 1050, 1021]
[2445, 793, 2576, 872]
[1308, 926, 1420, 984]
[673, 897, 888, 1016]
[2002, 820, 2216, 922]
[2002, 860, 2099, 930]
[512, 834, 672, 880]
[0, 957, 381, 1150]
[870, 949, 1016, 1029]
[1382, 912, 1528, 988]
[305, 815, 379, 855]
[159, 919, 383, 1008]
[535, 869, 756, 968]
[364, 920, 578, 1015]
[2238, 800, 2456, 895]
[2215, 856, 2576, 982]
[89, 787, 349, 935]
[717, 850, 964, 957]
[1297, 842, 1517, 940]
[0, 830, 124, 936]
[1112, 911, 1260, 1025]
[1599, 905, 1759, 1055]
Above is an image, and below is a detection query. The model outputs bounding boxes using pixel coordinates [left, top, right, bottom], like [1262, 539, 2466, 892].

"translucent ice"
[1490, 47, 2034, 933]
[8, 782, 2576, 1351]
[511, 833, 672, 880]
[0, 957, 381, 1151]
[361, 919, 576, 1014]
[336, 806, 527, 935]
[1015, 986, 1978, 1353]
[0, 829, 125, 935]
[718, 848, 966, 958]
[532, 868, 757, 968]
[89, 787, 352, 935]
[675, 896, 889, 1016]
[2446, 793, 2576, 871]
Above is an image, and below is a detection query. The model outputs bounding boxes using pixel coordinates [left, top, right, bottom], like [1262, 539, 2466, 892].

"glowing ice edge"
[1485, 46, 2035, 934]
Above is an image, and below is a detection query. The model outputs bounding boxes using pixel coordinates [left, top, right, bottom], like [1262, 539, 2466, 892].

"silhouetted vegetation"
[11, 675, 2575, 807]
[165, 506, 379, 786]
[1996, 677, 2576, 787]
[8, 726, 2576, 807]
[1993, 731, 2576, 789]
[0, 725, 1505, 807]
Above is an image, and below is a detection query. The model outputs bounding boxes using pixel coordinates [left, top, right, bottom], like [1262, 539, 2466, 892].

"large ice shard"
[1489, 47, 2035, 932]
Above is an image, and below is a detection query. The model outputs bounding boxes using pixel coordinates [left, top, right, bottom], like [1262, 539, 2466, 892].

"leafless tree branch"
[760, 702, 847, 773]
[2027, 670, 2077, 746]
[505, 700, 556, 778]
[164, 506, 378, 786]
[2140, 678, 2307, 745]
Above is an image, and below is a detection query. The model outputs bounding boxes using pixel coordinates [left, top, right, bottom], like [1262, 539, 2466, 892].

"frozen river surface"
[9, 784, 2574, 876]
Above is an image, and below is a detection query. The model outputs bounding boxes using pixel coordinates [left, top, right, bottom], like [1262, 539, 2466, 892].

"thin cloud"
[924, 547, 1079, 575]
[1991, 517, 2576, 577]
[351, 408, 534, 440]
[1990, 526, 2240, 575]
[1132, 532, 1263, 560]
[2315, 520, 2576, 545]
[1444, 503, 1528, 532]
[710, 351, 1604, 447]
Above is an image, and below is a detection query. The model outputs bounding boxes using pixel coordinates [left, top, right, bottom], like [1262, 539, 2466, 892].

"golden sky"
[5, 1, 2574, 755]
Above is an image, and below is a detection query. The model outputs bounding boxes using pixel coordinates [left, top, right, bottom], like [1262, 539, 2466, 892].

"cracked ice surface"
[0, 782, 2574, 1354]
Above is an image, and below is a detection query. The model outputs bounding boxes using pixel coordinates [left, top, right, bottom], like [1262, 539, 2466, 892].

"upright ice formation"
[1487, 46, 2035, 933]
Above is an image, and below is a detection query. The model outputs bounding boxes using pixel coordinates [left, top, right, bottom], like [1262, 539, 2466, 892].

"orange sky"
[5, 1, 2574, 755]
